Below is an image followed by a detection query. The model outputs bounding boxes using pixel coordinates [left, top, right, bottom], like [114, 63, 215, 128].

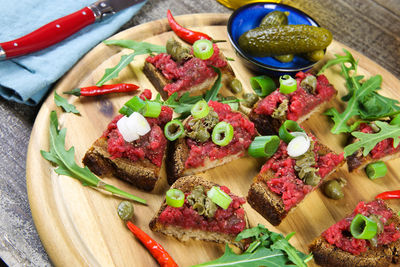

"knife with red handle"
[0, 0, 145, 60]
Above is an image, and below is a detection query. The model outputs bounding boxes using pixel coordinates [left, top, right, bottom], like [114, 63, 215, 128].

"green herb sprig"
[319, 49, 400, 134]
[54, 92, 80, 114]
[96, 40, 166, 86]
[41, 111, 147, 204]
[194, 224, 311, 267]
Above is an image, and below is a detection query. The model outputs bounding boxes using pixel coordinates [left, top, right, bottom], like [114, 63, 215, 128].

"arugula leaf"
[204, 67, 222, 102]
[54, 92, 80, 114]
[344, 121, 400, 157]
[319, 49, 400, 134]
[271, 235, 310, 267]
[41, 111, 147, 204]
[96, 40, 166, 86]
[193, 245, 291, 267]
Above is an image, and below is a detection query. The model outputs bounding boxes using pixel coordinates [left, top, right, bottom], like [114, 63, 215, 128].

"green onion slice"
[287, 133, 311, 158]
[125, 96, 146, 112]
[193, 40, 214, 60]
[191, 99, 210, 119]
[390, 114, 400, 126]
[278, 120, 305, 143]
[164, 120, 184, 141]
[248, 135, 280, 158]
[279, 75, 297, 94]
[141, 101, 162, 118]
[119, 105, 134, 117]
[350, 214, 378, 239]
[166, 189, 185, 208]
[212, 121, 234, 146]
[207, 186, 232, 210]
[366, 161, 387, 179]
[250, 75, 276, 97]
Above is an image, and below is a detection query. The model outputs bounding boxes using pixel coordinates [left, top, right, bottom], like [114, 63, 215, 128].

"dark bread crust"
[83, 137, 161, 191]
[309, 203, 400, 267]
[149, 175, 248, 249]
[166, 138, 189, 185]
[247, 141, 344, 226]
[143, 53, 235, 101]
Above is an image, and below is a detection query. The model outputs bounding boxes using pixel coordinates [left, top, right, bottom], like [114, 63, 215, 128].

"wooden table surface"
[0, 0, 399, 266]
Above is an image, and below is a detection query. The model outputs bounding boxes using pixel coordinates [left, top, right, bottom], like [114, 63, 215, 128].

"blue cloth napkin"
[0, 0, 147, 105]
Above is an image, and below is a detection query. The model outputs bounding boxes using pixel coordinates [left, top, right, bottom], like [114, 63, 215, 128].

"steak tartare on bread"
[309, 200, 400, 267]
[166, 100, 257, 185]
[149, 175, 248, 249]
[249, 72, 337, 136]
[143, 38, 235, 100]
[247, 131, 344, 226]
[83, 106, 173, 191]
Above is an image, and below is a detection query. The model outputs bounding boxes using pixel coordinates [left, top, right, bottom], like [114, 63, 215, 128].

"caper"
[323, 180, 344, 200]
[274, 54, 294, 63]
[192, 202, 205, 215]
[166, 37, 191, 62]
[242, 93, 259, 108]
[195, 127, 210, 142]
[304, 172, 320, 186]
[300, 75, 317, 94]
[117, 201, 134, 221]
[229, 79, 243, 94]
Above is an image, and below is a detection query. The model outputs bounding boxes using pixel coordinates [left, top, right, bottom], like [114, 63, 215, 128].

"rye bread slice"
[309, 202, 400, 267]
[143, 52, 235, 101]
[149, 175, 248, 249]
[83, 137, 163, 192]
[247, 140, 344, 226]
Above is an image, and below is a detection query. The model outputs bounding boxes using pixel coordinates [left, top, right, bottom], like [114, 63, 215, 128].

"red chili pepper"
[375, 190, 400, 200]
[167, 10, 213, 44]
[63, 83, 139, 96]
[126, 221, 178, 267]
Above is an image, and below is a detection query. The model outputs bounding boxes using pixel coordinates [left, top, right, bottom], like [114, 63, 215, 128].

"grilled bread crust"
[247, 141, 344, 226]
[149, 175, 248, 249]
[309, 203, 400, 267]
[143, 53, 235, 101]
[83, 137, 162, 191]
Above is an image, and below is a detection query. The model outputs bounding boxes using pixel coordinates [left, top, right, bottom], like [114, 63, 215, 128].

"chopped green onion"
[166, 189, 185, 208]
[207, 186, 232, 209]
[191, 99, 210, 119]
[193, 39, 214, 60]
[164, 120, 184, 141]
[141, 101, 162, 118]
[125, 96, 146, 112]
[250, 75, 276, 97]
[212, 121, 234, 146]
[119, 105, 134, 116]
[279, 75, 297, 94]
[350, 214, 378, 239]
[287, 134, 310, 158]
[278, 120, 305, 143]
[248, 135, 280, 158]
[365, 161, 387, 179]
[390, 114, 400, 126]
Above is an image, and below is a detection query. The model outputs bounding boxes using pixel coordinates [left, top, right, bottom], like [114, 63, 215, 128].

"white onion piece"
[117, 116, 140, 142]
[287, 135, 311, 158]
[127, 112, 151, 136]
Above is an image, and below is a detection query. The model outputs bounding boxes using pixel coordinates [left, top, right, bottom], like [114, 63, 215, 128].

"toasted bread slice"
[143, 52, 235, 100]
[247, 139, 344, 226]
[249, 73, 337, 136]
[149, 175, 248, 249]
[165, 101, 256, 185]
[309, 201, 400, 267]
[83, 137, 163, 191]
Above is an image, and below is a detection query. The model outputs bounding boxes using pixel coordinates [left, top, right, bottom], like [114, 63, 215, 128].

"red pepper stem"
[125, 221, 178, 267]
[212, 40, 226, 43]
[375, 190, 400, 200]
[63, 88, 81, 96]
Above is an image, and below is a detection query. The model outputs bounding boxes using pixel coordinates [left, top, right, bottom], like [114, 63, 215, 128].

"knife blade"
[0, 0, 145, 60]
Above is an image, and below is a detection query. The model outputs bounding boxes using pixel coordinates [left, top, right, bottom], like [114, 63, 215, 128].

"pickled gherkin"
[260, 11, 289, 27]
[238, 25, 332, 57]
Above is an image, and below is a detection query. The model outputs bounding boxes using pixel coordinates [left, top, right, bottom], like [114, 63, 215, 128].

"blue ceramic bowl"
[227, 2, 322, 76]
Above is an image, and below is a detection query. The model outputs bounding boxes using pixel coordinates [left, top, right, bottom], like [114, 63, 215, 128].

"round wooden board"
[27, 13, 400, 266]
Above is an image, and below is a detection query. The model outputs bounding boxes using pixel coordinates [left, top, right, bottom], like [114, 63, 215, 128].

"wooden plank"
[26, 13, 400, 266]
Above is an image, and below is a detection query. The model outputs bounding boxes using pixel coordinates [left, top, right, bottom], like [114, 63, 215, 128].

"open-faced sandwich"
[149, 175, 248, 249]
[249, 72, 337, 136]
[166, 100, 257, 185]
[83, 94, 173, 191]
[143, 38, 235, 100]
[247, 121, 344, 225]
[310, 199, 400, 267]
[346, 119, 400, 173]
